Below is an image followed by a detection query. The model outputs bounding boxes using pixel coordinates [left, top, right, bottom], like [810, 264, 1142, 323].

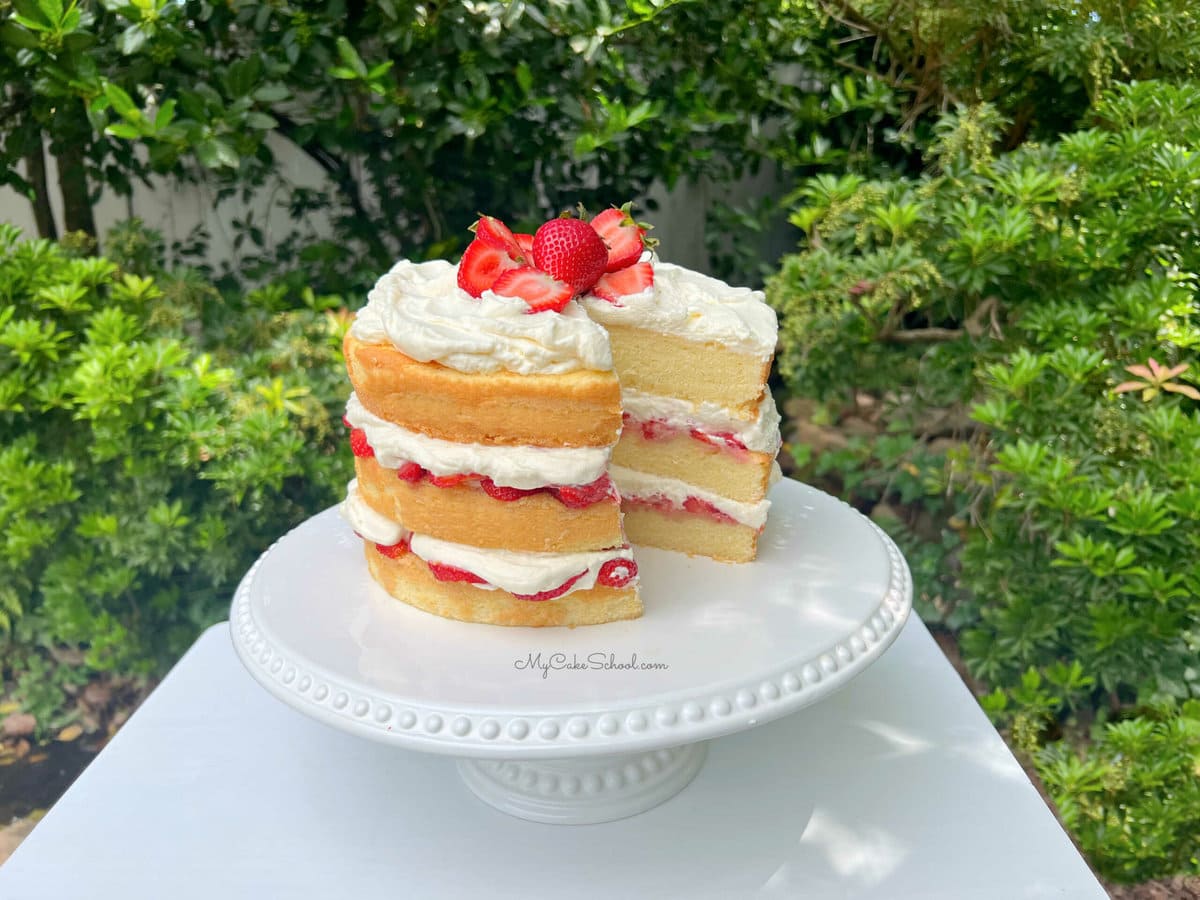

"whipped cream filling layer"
[609, 464, 775, 529]
[346, 394, 610, 489]
[340, 479, 406, 545]
[340, 481, 636, 597]
[350, 259, 614, 375]
[621, 388, 782, 455]
[580, 261, 778, 361]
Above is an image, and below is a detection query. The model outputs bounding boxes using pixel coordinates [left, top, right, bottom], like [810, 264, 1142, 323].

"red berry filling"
[396, 461, 426, 482]
[513, 570, 588, 601]
[427, 562, 487, 584]
[350, 428, 375, 458]
[479, 477, 540, 501]
[428, 472, 470, 488]
[375, 538, 410, 559]
[554, 475, 615, 508]
[597, 557, 638, 588]
[689, 428, 749, 453]
[683, 496, 737, 524]
[627, 494, 737, 525]
[624, 413, 750, 457]
[391, 463, 613, 508]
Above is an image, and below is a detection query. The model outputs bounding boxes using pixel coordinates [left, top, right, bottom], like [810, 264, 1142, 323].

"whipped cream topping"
[346, 394, 610, 489]
[350, 259, 613, 375]
[609, 464, 774, 529]
[340, 481, 636, 597]
[580, 261, 778, 360]
[621, 388, 782, 455]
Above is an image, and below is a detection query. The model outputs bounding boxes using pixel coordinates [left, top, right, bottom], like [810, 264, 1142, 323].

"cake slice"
[580, 259, 780, 563]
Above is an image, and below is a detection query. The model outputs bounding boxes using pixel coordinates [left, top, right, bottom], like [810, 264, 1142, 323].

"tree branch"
[881, 327, 964, 343]
[24, 139, 57, 241]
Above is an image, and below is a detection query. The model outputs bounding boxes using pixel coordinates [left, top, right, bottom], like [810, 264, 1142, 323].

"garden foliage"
[769, 80, 1200, 880]
[0, 222, 349, 728]
[0, 0, 847, 291]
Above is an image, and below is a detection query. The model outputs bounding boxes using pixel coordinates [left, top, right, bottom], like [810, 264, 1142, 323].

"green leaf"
[244, 112, 277, 130]
[103, 81, 142, 123]
[0, 23, 43, 48]
[366, 61, 394, 80]
[224, 57, 262, 98]
[35, 0, 63, 27]
[118, 23, 149, 55]
[104, 122, 143, 140]
[11, 15, 50, 33]
[195, 137, 239, 169]
[335, 36, 367, 78]
[252, 83, 289, 103]
[515, 61, 533, 94]
[154, 99, 176, 129]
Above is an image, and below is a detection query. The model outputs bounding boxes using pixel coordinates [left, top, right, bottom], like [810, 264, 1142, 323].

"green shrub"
[768, 80, 1200, 880]
[1, 0, 870, 291]
[1037, 701, 1200, 882]
[0, 222, 350, 697]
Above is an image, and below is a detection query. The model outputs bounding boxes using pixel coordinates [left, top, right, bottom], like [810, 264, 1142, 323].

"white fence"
[0, 138, 790, 283]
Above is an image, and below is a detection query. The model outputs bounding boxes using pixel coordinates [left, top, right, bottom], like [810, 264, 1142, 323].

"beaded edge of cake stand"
[230, 493, 913, 758]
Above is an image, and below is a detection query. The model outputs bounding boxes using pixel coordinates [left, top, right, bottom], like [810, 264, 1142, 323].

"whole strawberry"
[531, 217, 608, 294]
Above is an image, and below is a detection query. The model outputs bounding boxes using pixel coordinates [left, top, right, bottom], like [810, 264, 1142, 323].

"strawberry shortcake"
[340, 205, 780, 627]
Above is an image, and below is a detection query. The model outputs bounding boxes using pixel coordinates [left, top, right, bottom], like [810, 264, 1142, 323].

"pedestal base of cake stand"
[230, 478, 912, 826]
[458, 742, 707, 824]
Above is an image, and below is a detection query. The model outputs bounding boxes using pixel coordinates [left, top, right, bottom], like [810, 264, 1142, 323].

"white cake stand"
[230, 478, 912, 824]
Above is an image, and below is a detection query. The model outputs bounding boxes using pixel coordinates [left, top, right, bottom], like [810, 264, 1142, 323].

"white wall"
[0, 139, 786, 282]
[0, 135, 333, 272]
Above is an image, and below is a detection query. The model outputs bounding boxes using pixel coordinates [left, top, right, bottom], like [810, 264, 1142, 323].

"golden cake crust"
[345, 333, 622, 448]
[354, 456, 623, 553]
[365, 542, 643, 627]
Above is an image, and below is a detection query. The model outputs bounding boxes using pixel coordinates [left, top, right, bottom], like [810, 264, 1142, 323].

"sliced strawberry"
[639, 418, 675, 442]
[396, 461, 426, 482]
[472, 215, 525, 261]
[341, 414, 352, 429]
[457, 238, 522, 297]
[513, 570, 588, 601]
[683, 495, 737, 524]
[591, 261, 653, 304]
[625, 495, 674, 514]
[375, 538, 410, 559]
[515, 233, 534, 257]
[590, 206, 645, 272]
[427, 561, 487, 584]
[555, 475, 614, 508]
[428, 472, 471, 488]
[597, 557, 638, 589]
[491, 266, 574, 314]
[479, 477, 540, 502]
[350, 428, 374, 458]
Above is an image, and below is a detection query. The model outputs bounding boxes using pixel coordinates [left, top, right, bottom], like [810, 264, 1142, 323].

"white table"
[0, 619, 1106, 899]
